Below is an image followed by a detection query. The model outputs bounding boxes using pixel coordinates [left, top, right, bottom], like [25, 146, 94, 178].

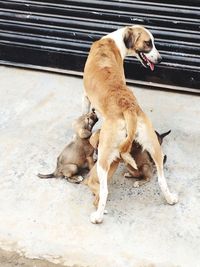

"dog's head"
[123, 25, 162, 71]
[73, 109, 98, 139]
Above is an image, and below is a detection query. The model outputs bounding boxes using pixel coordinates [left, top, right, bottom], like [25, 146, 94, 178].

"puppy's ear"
[163, 155, 167, 164]
[160, 130, 171, 145]
[123, 27, 140, 49]
[160, 130, 171, 140]
[155, 130, 162, 145]
[155, 130, 159, 137]
[78, 129, 91, 139]
[155, 130, 171, 145]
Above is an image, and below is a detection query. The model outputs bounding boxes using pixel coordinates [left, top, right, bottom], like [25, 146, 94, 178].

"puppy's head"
[85, 108, 99, 131]
[123, 25, 162, 71]
[73, 109, 98, 139]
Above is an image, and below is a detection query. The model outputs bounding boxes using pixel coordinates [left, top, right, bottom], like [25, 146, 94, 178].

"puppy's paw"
[133, 181, 140, 188]
[166, 193, 179, 205]
[90, 211, 104, 224]
[67, 175, 83, 184]
[76, 175, 84, 183]
[124, 172, 133, 178]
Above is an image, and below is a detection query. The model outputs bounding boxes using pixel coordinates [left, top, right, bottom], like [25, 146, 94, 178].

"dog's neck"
[102, 28, 127, 60]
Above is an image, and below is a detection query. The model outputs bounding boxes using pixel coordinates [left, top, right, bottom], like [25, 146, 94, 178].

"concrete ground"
[0, 66, 199, 267]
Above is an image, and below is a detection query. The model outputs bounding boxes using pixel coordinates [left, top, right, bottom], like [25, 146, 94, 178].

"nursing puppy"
[38, 110, 98, 183]
[83, 25, 178, 223]
[125, 130, 171, 187]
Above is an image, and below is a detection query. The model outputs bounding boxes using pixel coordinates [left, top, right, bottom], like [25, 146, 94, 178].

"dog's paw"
[133, 181, 140, 188]
[90, 211, 104, 224]
[166, 193, 179, 205]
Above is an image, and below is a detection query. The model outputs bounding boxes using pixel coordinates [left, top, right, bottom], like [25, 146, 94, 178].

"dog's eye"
[144, 40, 152, 47]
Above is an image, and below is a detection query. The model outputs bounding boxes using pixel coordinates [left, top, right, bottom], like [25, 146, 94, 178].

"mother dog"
[83, 25, 178, 224]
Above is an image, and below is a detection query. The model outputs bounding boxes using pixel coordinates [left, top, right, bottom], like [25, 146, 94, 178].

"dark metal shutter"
[0, 0, 199, 92]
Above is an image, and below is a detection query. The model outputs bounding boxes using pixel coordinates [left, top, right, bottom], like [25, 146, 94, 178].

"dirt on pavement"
[0, 248, 79, 267]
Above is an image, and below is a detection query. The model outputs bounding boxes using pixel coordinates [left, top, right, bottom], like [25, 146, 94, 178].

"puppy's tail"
[37, 173, 55, 179]
[119, 109, 137, 153]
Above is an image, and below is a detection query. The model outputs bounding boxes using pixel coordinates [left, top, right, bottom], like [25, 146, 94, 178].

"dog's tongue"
[149, 61, 154, 71]
[143, 53, 155, 71]
[147, 58, 154, 71]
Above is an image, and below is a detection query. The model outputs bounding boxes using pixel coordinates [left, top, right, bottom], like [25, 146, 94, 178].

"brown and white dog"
[83, 25, 178, 224]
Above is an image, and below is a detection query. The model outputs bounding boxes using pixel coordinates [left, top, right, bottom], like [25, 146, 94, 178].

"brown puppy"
[38, 110, 98, 183]
[83, 25, 178, 223]
[124, 130, 171, 187]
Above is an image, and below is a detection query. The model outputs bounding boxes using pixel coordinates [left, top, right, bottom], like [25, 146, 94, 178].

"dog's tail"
[155, 130, 171, 145]
[37, 173, 55, 179]
[119, 109, 137, 153]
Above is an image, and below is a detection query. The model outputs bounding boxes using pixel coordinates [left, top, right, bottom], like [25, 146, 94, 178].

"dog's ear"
[123, 27, 141, 49]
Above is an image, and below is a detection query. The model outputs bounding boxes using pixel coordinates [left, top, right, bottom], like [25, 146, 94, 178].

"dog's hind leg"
[90, 152, 119, 224]
[86, 160, 119, 211]
[120, 109, 138, 170]
[90, 158, 109, 224]
[151, 148, 178, 204]
[136, 115, 178, 205]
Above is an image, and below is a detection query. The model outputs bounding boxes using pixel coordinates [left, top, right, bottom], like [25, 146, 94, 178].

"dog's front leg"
[90, 161, 108, 224]
[82, 94, 91, 114]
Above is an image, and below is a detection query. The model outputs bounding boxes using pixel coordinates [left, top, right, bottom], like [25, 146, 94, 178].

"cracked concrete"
[0, 66, 200, 267]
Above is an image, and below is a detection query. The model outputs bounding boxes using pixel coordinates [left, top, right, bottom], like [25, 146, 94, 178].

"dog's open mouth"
[138, 52, 155, 71]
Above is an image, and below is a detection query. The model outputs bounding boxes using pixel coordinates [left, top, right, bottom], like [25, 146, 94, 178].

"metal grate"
[0, 0, 199, 91]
